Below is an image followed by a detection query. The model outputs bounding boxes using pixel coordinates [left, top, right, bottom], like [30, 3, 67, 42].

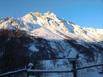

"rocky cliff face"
[0, 12, 103, 77]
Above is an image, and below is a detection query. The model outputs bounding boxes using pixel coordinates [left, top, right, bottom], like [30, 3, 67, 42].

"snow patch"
[29, 44, 39, 52]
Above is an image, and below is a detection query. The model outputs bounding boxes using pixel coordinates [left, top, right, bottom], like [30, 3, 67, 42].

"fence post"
[27, 71, 29, 77]
[25, 66, 29, 77]
[69, 59, 77, 77]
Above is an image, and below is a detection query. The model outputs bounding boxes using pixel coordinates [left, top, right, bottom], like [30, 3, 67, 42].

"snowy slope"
[0, 12, 103, 77]
[1, 11, 103, 42]
[0, 11, 102, 42]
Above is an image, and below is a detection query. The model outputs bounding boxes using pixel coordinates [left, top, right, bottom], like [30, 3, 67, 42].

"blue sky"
[0, 0, 103, 28]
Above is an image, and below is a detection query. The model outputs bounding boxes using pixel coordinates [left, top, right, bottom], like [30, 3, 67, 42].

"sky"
[0, 0, 103, 28]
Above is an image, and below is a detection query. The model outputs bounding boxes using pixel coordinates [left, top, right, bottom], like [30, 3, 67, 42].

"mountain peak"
[0, 11, 103, 42]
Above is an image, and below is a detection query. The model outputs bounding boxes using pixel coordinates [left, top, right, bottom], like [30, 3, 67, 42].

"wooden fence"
[0, 58, 103, 77]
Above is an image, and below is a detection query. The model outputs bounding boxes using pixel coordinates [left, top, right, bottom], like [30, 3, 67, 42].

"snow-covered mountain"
[1, 11, 103, 42]
[0, 11, 103, 77]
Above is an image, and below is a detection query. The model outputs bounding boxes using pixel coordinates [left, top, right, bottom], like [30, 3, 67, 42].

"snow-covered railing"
[0, 63, 103, 77]
[77, 63, 103, 70]
[0, 68, 26, 77]
[27, 69, 72, 73]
